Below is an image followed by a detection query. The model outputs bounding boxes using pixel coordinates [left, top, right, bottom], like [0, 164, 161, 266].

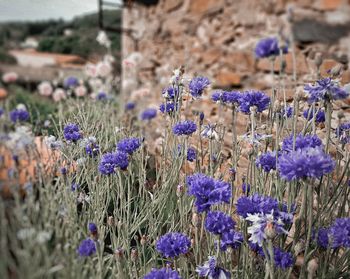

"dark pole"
[98, 0, 103, 29]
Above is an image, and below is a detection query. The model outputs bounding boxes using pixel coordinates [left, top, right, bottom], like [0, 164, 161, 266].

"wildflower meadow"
[1, 29, 350, 279]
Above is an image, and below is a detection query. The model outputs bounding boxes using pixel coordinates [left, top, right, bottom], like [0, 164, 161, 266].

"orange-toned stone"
[341, 70, 350, 84]
[320, 59, 339, 76]
[315, 0, 343, 10]
[215, 70, 242, 87]
[164, 0, 183, 12]
[189, 0, 224, 16]
[0, 88, 7, 99]
[200, 48, 222, 65]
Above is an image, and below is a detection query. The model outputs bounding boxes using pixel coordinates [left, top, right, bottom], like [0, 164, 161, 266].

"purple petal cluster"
[256, 151, 278, 172]
[189, 76, 210, 98]
[205, 211, 235, 235]
[88, 223, 98, 234]
[186, 147, 197, 162]
[329, 218, 350, 248]
[140, 108, 157, 121]
[272, 248, 294, 269]
[162, 86, 178, 100]
[86, 142, 100, 157]
[64, 76, 79, 88]
[220, 230, 243, 251]
[98, 151, 129, 174]
[186, 173, 231, 212]
[156, 232, 191, 258]
[239, 90, 270, 114]
[316, 228, 330, 248]
[77, 238, 96, 257]
[211, 90, 242, 105]
[281, 134, 323, 152]
[97, 91, 107, 100]
[303, 108, 325, 123]
[278, 147, 335, 181]
[10, 109, 30, 123]
[63, 123, 82, 142]
[304, 77, 348, 103]
[196, 256, 231, 279]
[172, 120, 197, 136]
[125, 102, 135, 111]
[116, 137, 141, 155]
[236, 194, 278, 218]
[255, 37, 288, 59]
[144, 268, 181, 279]
[336, 122, 350, 144]
[160, 102, 177, 114]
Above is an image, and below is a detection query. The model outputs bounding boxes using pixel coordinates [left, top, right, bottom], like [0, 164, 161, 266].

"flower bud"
[192, 213, 200, 227]
[115, 247, 124, 260]
[264, 222, 276, 239]
[314, 52, 323, 69]
[107, 216, 114, 226]
[131, 248, 138, 262]
[176, 184, 185, 197]
[330, 64, 343, 77]
[140, 235, 148, 245]
[307, 258, 318, 278]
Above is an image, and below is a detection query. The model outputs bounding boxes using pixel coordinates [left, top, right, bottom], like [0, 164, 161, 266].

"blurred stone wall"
[122, 0, 350, 95]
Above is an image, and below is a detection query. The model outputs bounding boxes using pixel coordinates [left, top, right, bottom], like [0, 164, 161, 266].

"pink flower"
[38, 81, 53, 96]
[52, 88, 66, 102]
[85, 63, 98, 78]
[74, 85, 87, 97]
[97, 62, 112, 77]
[2, 72, 18, 83]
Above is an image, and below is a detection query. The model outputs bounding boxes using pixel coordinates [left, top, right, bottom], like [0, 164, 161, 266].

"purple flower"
[236, 194, 278, 218]
[140, 108, 157, 121]
[205, 211, 235, 235]
[125, 102, 135, 111]
[160, 102, 177, 114]
[97, 91, 107, 100]
[211, 90, 241, 105]
[196, 256, 231, 279]
[9, 109, 30, 123]
[0, 108, 4, 117]
[199, 112, 205, 124]
[156, 232, 191, 258]
[239, 90, 270, 114]
[278, 147, 335, 181]
[241, 182, 251, 194]
[304, 78, 348, 103]
[272, 248, 294, 269]
[316, 228, 330, 248]
[281, 134, 323, 152]
[189, 76, 210, 98]
[63, 123, 82, 142]
[336, 122, 350, 144]
[280, 106, 293, 118]
[186, 173, 231, 212]
[64, 76, 79, 88]
[255, 37, 288, 59]
[144, 268, 182, 279]
[329, 218, 350, 248]
[256, 151, 278, 172]
[88, 223, 98, 234]
[116, 137, 141, 155]
[60, 167, 67, 175]
[77, 238, 96, 257]
[172, 120, 197, 136]
[85, 142, 99, 157]
[186, 147, 196, 162]
[303, 108, 325, 123]
[162, 86, 178, 100]
[220, 230, 243, 251]
[98, 151, 129, 174]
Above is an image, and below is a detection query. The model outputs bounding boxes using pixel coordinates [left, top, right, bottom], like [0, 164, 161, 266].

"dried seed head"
[330, 64, 343, 77]
[314, 52, 323, 69]
[107, 216, 114, 226]
[140, 235, 148, 245]
[131, 248, 138, 262]
[296, 88, 304, 101]
[307, 258, 318, 277]
[274, 100, 281, 112]
[192, 213, 200, 227]
[176, 184, 185, 197]
[115, 247, 124, 260]
[337, 111, 345, 119]
[294, 241, 304, 256]
[264, 222, 276, 239]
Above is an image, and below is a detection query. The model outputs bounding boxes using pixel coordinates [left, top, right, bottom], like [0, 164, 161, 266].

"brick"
[320, 59, 339, 76]
[200, 48, 222, 66]
[164, 0, 183, 12]
[189, 0, 224, 16]
[314, 0, 344, 10]
[215, 70, 242, 87]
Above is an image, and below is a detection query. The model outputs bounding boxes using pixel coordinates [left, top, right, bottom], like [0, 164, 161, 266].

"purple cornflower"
[187, 147, 196, 162]
[85, 142, 99, 157]
[97, 91, 107, 100]
[63, 123, 82, 142]
[303, 108, 325, 123]
[162, 86, 178, 100]
[236, 194, 278, 218]
[71, 182, 79, 192]
[255, 37, 288, 59]
[140, 108, 157, 121]
[256, 151, 278, 173]
[329, 218, 350, 248]
[60, 167, 67, 175]
[144, 268, 182, 279]
[196, 256, 231, 279]
[281, 134, 323, 152]
[189, 76, 210, 98]
[316, 228, 330, 249]
[9, 109, 30, 123]
[304, 77, 348, 103]
[220, 230, 243, 251]
[156, 232, 191, 258]
[172, 120, 197, 136]
[98, 151, 129, 174]
[239, 90, 270, 114]
[116, 137, 141, 155]
[280, 106, 293, 118]
[64, 76, 79, 88]
[272, 248, 294, 269]
[186, 173, 231, 212]
[211, 90, 225, 103]
[88, 223, 98, 234]
[278, 147, 335, 181]
[336, 122, 350, 144]
[0, 108, 4, 117]
[160, 102, 177, 114]
[211, 90, 241, 105]
[199, 112, 205, 124]
[241, 182, 251, 194]
[125, 102, 135, 111]
[205, 211, 235, 235]
[77, 238, 96, 257]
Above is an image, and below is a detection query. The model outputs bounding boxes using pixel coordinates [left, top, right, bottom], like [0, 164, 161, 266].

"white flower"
[44, 135, 63, 150]
[36, 231, 52, 244]
[2, 72, 18, 83]
[74, 85, 87, 97]
[96, 30, 111, 48]
[38, 81, 53, 96]
[6, 126, 34, 152]
[16, 103, 27, 111]
[52, 88, 66, 102]
[201, 124, 220, 141]
[96, 61, 112, 77]
[17, 228, 36, 240]
[85, 63, 98, 78]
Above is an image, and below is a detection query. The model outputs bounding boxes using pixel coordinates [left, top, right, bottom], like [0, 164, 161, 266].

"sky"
[0, 0, 100, 22]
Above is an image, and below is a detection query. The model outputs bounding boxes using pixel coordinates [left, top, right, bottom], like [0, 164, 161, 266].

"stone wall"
[122, 0, 350, 95]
